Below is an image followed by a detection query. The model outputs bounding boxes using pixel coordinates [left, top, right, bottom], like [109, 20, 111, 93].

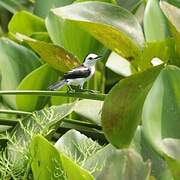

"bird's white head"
[83, 53, 102, 67]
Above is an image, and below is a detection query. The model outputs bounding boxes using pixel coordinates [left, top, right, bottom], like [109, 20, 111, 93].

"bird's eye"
[89, 57, 93, 60]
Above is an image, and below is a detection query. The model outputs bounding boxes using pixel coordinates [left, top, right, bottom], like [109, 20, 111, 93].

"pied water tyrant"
[48, 53, 102, 91]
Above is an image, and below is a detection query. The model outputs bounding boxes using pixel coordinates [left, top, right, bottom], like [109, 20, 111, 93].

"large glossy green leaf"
[144, 0, 170, 41]
[47, 2, 144, 60]
[0, 38, 41, 109]
[25, 39, 80, 72]
[142, 65, 180, 179]
[46, 8, 103, 62]
[84, 145, 151, 180]
[101, 65, 164, 148]
[16, 64, 59, 112]
[160, 1, 180, 66]
[55, 129, 102, 163]
[31, 135, 94, 180]
[8, 11, 46, 36]
[34, 0, 74, 18]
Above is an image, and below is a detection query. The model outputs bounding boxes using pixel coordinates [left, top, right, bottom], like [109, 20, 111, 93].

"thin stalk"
[0, 109, 31, 115]
[63, 118, 102, 130]
[0, 90, 106, 101]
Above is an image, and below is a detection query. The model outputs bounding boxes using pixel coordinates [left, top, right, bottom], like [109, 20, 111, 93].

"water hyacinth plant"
[0, 0, 179, 179]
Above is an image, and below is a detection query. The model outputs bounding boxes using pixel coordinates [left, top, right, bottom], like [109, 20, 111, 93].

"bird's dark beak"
[95, 55, 102, 60]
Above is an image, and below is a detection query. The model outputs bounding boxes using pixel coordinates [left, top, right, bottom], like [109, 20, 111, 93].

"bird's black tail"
[48, 79, 67, 90]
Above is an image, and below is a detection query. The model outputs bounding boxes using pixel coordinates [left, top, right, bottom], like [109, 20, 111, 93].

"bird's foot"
[67, 86, 75, 93]
[67, 89, 76, 93]
[81, 89, 100, 94]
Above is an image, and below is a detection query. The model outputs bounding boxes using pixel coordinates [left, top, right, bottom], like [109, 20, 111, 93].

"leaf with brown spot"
[101, 64, 164, 148]
[26, 39, 80, 72]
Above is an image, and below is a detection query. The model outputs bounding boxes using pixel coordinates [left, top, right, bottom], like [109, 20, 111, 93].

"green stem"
[63, 118, 102, 130]
[0, 90, 106, 101]
[0, 109, 31, 115]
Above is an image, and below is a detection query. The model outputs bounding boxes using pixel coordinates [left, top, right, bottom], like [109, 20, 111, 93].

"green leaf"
[30, 135, 65, 180]
[98, 149, 151, 180]
[83, 144, 115, 177]
[47, 1, 144, 60]
[165, 156, 180, 180]
[55, 129, 102, 163]
[7, 103, 75, 170]
[0, 0, 26, 13]
[106, 52, 136, 76]
[133, 2, 145, 25]
[60, 153, 94, 180]
[8, 11, 46, 36]
[30, 135, 94, 180]
[116, 0, 142, 11]
[46, 5, 104, 62]
[144, 0, 170, 41]
[34, 0, 74, 18]
[160, 1, 180, 65]
[30, 32, 51, 42]
[134, 38, 175, 71]
[55, 130, 150, 180]
[74, 100, 103, 125]
[160, 1, 180, 31]
[164, 0, 180, 8]
[16, 64, 59, 112]
[0, 25, 3, 36]
[76, 0, 116, 3]
[25, 39, 80, 72]
[0, 38, 41, 109]
[130, 126, 173, 180]
[101, 65, 164, 148]
[160, 1, 180, 34]
[84, 145, 151, 180]
[142, 65, 180, 179]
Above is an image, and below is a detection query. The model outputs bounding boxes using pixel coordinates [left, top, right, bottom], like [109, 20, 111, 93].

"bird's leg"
[76, 83, 85, 92]
[78, 83, 99, 94]
[80, 83, 84, 90]
[88, 89, 100, 93]
[67, 85, 75, 93]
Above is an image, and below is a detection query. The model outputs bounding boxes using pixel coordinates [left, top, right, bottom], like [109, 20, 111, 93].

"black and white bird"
[48, 53, 102, 91]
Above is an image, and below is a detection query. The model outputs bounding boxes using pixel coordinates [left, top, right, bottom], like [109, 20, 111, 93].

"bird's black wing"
[63, 65, 91, 79]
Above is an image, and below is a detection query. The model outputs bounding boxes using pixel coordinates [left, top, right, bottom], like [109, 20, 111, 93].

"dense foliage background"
[0, 0, 179, 179]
